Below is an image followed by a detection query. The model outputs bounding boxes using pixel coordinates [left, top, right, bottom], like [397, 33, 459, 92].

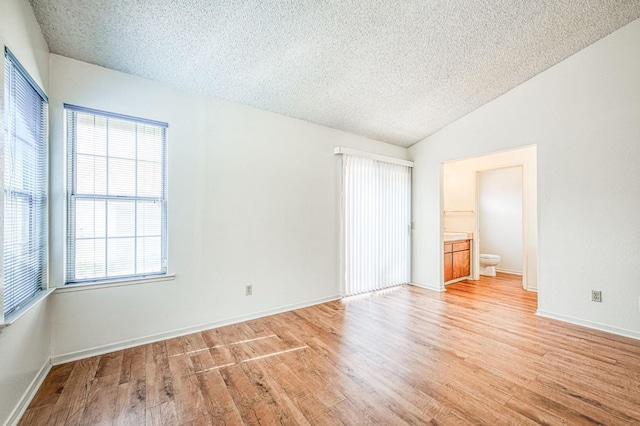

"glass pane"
[76, 113, 107, 156]
[137, 125, 163, 162]
[4, 193, 31, 260]
[75, 199, 106, 238]
[75, 238, 106, 280]
[137, 201, 161, 236]
[108, 118, 136, 159]
[76, 154, 107, 195]
[108, 158, 136, 196]
[137, 236, 162, 274]
[7, 141, 30, 192]
[13, 75, 40, 145]
[107, 200, 135, 237]
[107, 238, 135, 276]
[137, 160, 162, 197]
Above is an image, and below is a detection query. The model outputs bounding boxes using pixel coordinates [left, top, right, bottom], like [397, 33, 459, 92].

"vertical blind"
[65, 105, 168, 284]
[2, 48, 48, 317]
[343, 155, 411, 296]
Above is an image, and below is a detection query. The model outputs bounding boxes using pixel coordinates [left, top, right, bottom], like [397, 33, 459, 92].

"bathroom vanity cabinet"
[444, 239, 471, 282]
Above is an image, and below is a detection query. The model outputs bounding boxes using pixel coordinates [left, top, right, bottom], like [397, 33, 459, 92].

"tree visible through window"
[65, 105, 167, 284]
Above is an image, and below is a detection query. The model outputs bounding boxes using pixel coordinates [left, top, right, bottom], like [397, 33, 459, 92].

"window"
[2, 48, 48, 319]
[65, 105, 167, 284]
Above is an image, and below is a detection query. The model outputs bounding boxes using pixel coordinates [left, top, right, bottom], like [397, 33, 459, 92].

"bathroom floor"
[447, 271, 537, 309]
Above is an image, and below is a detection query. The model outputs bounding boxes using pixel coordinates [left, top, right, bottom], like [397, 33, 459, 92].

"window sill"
[1, 288, 55, 329]
[56, 274, 176, 293]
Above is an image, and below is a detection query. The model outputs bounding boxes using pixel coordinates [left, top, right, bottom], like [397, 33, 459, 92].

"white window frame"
[1, 47, 49, 324]
[65, 104, 168, 285]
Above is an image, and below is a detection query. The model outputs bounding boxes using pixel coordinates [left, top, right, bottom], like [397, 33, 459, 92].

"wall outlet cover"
[591, 290, 602, 303]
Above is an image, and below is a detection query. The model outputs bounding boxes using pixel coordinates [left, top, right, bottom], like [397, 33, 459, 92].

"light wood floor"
[20, 273, 640, 425]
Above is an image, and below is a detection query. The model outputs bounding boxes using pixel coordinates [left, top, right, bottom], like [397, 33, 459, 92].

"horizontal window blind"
[343, 155, 411, 296]
[65, 105, 168, 284]
[2, 48, 48, 317]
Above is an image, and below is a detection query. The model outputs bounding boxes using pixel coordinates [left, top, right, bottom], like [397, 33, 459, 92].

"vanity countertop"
[443, 232, 473, 242]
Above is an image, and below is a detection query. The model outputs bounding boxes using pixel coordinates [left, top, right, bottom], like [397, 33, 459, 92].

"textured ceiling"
[29, 0, 640, 147]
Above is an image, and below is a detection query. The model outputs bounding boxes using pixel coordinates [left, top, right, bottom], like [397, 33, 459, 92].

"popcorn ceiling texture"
[29, 0, 640, 147]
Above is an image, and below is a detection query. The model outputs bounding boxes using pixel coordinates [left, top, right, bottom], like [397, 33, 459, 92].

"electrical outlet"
[245, 285, 252, 296]
[591, 290, 602, 303]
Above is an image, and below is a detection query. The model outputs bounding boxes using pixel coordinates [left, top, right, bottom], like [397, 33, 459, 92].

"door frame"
[475, 163, 527, 290]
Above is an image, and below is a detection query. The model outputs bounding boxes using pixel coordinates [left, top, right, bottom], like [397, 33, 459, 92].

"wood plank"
[145, 341, 175, 408]
[196, 369, 244, 425]
[95, 350, 124, 378]
[113, 345, 147, 425]
[27, 363, 74, 408]
[145, 401, 177, 426]
[78, 373, 119, 425]
[48, 357, 100, 425]
[119, 345, 146, 385]
[258, 356, 344, 425]
[113, 379, 146, 426]
[218, 363, 285, 425]
[17, 404, 54, 426]
[167, 353, 208, 423]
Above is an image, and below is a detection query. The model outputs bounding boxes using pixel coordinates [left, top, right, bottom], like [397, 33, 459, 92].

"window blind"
[65, 105, 168, 284]
[2, 48, 48, 317]
[343, 155, 411, 296]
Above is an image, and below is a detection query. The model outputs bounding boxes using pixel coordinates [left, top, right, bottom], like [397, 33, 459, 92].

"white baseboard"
[5, 360, 52, 426]
[495, 268, 522, 276]
[410, 281, 444, 292]
[51, 295, 341, 365]
[492, 269, 536, 292]
[536, 310, 640, 341]
[444, 277, 468, 285]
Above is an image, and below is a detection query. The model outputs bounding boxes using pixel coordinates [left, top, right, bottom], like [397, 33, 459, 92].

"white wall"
[440, 147, 537, 289]
[411, 18, 640, 338]
[0, 0, 52, 424]
[48, 55, 408, 361]
[479, 167, 523, 274]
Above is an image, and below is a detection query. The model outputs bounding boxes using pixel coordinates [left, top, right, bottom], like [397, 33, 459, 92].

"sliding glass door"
[342, 155, 411, 296]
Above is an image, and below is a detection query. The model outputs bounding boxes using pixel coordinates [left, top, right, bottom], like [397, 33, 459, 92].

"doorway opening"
[441, 146, 537, 294]
[477, 166, 524, 284]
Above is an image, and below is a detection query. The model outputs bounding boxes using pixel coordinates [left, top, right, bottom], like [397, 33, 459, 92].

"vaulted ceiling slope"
[29, 1, 640, 147]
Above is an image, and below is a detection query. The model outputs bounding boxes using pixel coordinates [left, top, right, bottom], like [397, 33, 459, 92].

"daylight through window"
[2, 48, 48, 318]
[65, 105, 167, 284]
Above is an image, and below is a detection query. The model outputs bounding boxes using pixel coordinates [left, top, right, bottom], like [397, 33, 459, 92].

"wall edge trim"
[495, 268, 523, 276]
[536, 310, 640, 341]
[410, 281, 445, 292]
[51, 294, 341, 365]
[5, 359, 52, 426]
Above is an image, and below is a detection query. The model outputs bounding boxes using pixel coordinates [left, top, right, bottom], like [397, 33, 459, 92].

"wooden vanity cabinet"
[444, 243, 453, 282]
[444, 239, 470, 282]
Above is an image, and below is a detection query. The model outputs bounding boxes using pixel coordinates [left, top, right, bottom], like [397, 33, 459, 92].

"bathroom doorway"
[441, 146, 537, 292]
[477, 166, 525, 287]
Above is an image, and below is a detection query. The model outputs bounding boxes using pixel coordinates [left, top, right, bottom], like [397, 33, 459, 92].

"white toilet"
[479, 254, 501, 277]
